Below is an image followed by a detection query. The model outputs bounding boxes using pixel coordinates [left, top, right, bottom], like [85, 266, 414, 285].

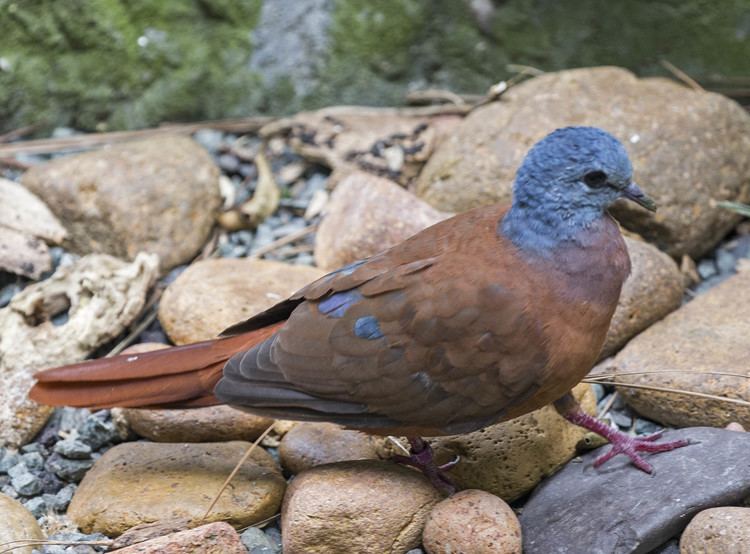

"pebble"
[680, 506, 750, 553]
[0, 493, 44, 554]
[241, 527, 280, 554]
[53, 438, 92, 460]
[8, 463, 43, 496]
[112, 522, 245, 553]
[77, 414, 119, 450]
[45, 453, 94, 483]
[23, 495, 46, 518]
[193, 128, 225, 153]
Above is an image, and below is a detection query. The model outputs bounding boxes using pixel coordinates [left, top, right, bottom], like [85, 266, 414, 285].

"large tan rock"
[113, 522, 245, 554]
[0, 253, 158, 447]
[601, 236, 684, 358]
[281, 460, 442, 554]
[314, 171, 449, 270]
[279, 422, 383, 474]
[430, 383, 596, 501]
[422, 490, 521, 554]
[21, 135, 221, 271]
[606, 268, 750, 428]
[0, 494, 45, 554]
[680, 507, 750, 554]
[158, 258, 324, 344]
[68, 441, 285, 536]
[417, 67, 750, 258]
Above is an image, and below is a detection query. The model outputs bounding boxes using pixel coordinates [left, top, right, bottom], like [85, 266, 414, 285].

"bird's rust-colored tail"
[29, 323, 283, 410]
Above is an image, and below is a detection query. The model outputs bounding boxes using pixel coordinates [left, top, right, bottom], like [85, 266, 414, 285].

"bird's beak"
[622, 182, 657, 212]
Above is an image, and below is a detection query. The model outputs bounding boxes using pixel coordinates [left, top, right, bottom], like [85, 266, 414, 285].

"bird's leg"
[391, 436, 458, 494]
[554, 392, 691, 473]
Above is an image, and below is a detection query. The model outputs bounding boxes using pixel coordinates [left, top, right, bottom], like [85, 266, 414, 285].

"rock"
[21, 135, 221, 271]
[78, 413, 121, 450]
[314, 171, 449, 270]
[158, 258, 324, 344]
[0, 493, 45, 554]
[519, 427, 750, 553]
[0, 253, 158, 447]
[680, 507, 750, 554]
[429, 383, 595, 501]
[417, 67, 750, 258]
[45, 453, 94, 483]
[0, 177, 67, 279]
[123, 405, 274, 443]
[422, 489, 521, 554]
[116, 343, 275, 442]
[113, 522, 245, 554]
[53, 438, 92, 459]
[281, 460, 442, 554]
[278, 422, 383, 474]
[68, 441, 285, 536]
[601, 236, 684, 358]
[605, 269, 750, 428]
[7, 463, 42, 496]
[240, 527, 280, 554]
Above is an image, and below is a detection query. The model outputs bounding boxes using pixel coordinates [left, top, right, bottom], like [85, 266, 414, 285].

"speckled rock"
[680, 507, 750, 554]
[520, 428, 750, 554]
[158, 258, 324, 344]
[429, 383, 596, 501]
[21, 135, 221, 271]
[607, 268, 750, 428]
[601, 236, 684, 358]
[117, 343, 274, 442]
[417, 67, 750, 258]
[314, 171, 449, 270]
[113, 522, 245, 553]
[281, 460, 442, 554]
[423, 489, 521, 554]
[0, 253, 158, 447]
[0, 493, 45, 554]
[68, 441, 285, 536]
[279, 422, 383, 474]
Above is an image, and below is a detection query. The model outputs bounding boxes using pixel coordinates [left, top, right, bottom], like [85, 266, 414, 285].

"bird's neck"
[499, 198, 605, 257]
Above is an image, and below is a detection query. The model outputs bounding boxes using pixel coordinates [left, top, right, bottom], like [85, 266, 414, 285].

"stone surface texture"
[607, 268, 750, 428]
[680, 507, 750, 554]
[422, 489, 522, 554]
[68, 441, 285, 536]
[21, 135, 221, 271]
[113, 522, 245, 554]
[429, 383, 595, 501]
[158, 258, 324, 344]
[417, 67, 750, 258]
[519, 428, 750, 554]
[0, 493, 45, 554]
[0, 253, 158, 447]
[281, 459, 442, 554]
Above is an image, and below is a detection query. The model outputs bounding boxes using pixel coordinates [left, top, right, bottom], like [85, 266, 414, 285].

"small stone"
[609, 410, 633, 429]
[20, 452, 44, 471]
[53, 438, 92, 460]
[0, 493, 45, 554]
[20, 443, 45, 455]
[0, 449, 21, 473]
[23, 496, 47, 518]
[264, 526, 282, 551]
[113, 522, 244, 553]
[282, 460, 442, 554]
[697, 259, 718, 280]
[423, 490, 522, 554]
[726, 422, 746, 432]
[279, 422, 383, 474]
[193, 129, 225, 153]
[68, 441, 285, 536]
[241, 526, 279, 554]
[218, 153, 240, 173]
[716, 249, 736, 274]
[52, 483, 76, 511]
[45, 453, 94, 483]
[78, 414, 119, 450]
[158, 258, 323, 344]
[680, 506, 750, 553]
[8, 463, 43, 496]
[520, 428, 750, 553]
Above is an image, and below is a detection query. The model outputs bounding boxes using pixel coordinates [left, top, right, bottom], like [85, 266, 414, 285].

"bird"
[30, 126, 689, 492]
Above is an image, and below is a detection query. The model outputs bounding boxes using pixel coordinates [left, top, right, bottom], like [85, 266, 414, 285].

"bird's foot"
[561, 405, 691, 473]
[392, 436, 458, 494]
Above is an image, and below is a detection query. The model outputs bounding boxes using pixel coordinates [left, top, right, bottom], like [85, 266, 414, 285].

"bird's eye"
[583, 170, 608, 188]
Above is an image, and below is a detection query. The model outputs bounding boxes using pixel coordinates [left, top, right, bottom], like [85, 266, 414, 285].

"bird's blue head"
[501, 126, 655, 254]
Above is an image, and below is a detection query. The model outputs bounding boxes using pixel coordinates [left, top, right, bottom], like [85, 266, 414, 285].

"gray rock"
[520, 428, 750, 554]
[8, 463, 43, 496]
[78, 415, 118, 450]
[21, 452, 45, 471]
[45, 453, 94, 482]
[697, 259, 718, 280]
[24, 495, 47, 518]
[43, 483, 76, 512]
[240, 527, 280, 554]
[193, 129, 225, 154]
[54, 438, 92, 459]
[715, 249, 736, 274]
[264, 526, 282, 551]
[0, 449, 20, 473]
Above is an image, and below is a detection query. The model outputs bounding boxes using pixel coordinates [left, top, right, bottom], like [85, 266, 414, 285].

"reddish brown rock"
[113, 522, 244, 553]
[279, 422, 383, 474]
[680, 507, 750, 554]
[423, 490, 522, 554]
[281, 460, 442, 554]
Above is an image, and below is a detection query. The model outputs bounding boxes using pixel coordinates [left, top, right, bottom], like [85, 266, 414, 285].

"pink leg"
[554, 393, 692, 473]
[392, 436, 459, 494]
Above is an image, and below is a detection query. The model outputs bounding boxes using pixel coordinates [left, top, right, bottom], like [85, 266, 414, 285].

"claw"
[391, 437, 457, 495]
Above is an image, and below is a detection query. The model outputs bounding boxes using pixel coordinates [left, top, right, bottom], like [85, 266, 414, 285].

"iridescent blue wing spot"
[318, 290, 363, 318]
[354, 316, 384, 340]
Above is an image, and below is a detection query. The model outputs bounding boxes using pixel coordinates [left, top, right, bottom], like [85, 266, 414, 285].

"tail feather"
[29, 323, 283, 409]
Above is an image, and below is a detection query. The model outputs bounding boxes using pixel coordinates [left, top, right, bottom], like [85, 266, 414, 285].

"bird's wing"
[215, 212, 549, 433]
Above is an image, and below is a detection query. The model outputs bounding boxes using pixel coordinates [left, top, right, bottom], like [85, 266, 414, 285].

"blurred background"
[2, 0, 749, 133]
